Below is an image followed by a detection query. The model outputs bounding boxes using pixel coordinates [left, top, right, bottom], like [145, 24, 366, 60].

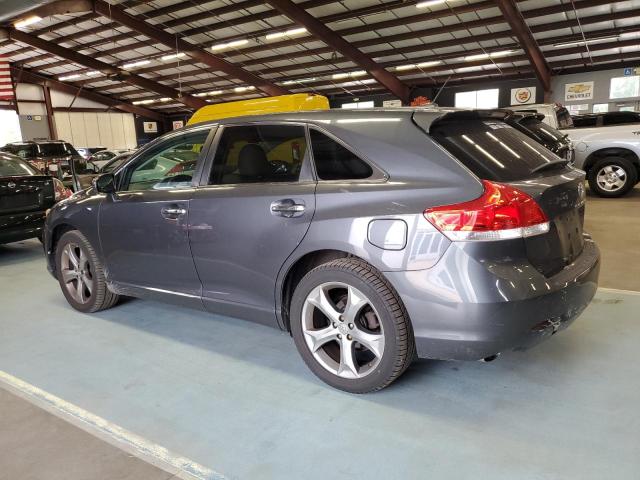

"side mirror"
[93, 173, 116, 194]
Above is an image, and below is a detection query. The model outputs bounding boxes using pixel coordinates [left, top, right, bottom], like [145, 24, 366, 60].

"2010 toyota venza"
[44, 109, 600, 393]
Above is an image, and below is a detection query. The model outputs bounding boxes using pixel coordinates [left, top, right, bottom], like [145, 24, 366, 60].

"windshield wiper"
[531, 159, 569, 173]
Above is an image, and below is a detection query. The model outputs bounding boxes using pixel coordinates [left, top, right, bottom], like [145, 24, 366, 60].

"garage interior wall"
[53, 111, 137, 150]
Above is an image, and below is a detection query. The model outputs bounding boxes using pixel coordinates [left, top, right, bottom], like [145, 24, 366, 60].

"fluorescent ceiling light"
[161, 52, 187, 61]
[234, 86, 256, 92]
[14, 15, 42, 29]
[464, 50, 514, 61]
[282, 77, 317, 85]
[132, 99, 155, 105]
[211, 39, 249, 51]
[159, 97, 172, 102]
[59, 74, 81, 81]
[122, 60, 151, 69]
[265, 27, 307, 41]
[416, 0, 447, 8]
[193, 92, 209, 97]
[85, 71, 101, 76]
[553, 36, 619, 48]
[332, 70, 367, 80]
[395, 60, 442, 71]
[207, 90, 223, 96]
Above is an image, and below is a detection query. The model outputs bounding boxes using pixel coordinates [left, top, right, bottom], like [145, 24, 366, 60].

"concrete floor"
[1, 189, 639, 479]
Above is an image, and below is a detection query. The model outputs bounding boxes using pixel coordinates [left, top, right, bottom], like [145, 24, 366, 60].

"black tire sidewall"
[290, 264, 405, 393]
[55, 230, 105, 313]
[588, 157, 637, 198]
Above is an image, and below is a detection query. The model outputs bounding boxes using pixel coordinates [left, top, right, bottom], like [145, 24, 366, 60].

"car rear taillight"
[424, 180, 549, 241]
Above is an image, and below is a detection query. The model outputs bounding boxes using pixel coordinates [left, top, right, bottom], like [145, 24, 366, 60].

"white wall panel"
[83, 113, 101, 147]
[53, 111, 136, 149]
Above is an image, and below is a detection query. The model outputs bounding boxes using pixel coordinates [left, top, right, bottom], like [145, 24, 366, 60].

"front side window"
[310, 129, 373, 181]
[124, 129, 210, 191]
[209, 125, 307, 185]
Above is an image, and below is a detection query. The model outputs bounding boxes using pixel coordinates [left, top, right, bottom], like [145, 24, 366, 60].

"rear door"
[424, 112, 586, 277]
[189, 123, 316, 325]
[0, 155, 54, 215]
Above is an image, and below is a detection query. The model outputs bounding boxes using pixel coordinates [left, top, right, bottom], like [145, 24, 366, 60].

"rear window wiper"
[531, 159, 569, 173]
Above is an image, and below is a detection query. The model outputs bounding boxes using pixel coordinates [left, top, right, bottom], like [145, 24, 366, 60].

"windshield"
[101, 154, 131, 173]
[430, 119, 564, 181]
[0, 154, 40, 177]
[36, 143, 79, 157]
[519, 117, 567, 143]
[556, 107, 574, 129]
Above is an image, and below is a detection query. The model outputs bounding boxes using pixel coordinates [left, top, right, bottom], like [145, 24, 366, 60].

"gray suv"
[43, 109, 600, 392]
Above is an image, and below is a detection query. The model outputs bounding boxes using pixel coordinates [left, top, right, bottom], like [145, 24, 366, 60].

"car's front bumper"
[385, 236, 600, 361]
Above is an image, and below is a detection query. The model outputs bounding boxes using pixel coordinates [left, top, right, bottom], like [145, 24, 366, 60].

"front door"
[99, 127, 214, 305]
[189, 123, 316, 325]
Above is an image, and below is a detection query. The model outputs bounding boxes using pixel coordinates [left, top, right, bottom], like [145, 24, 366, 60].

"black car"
[505, 111, 574, 162]
[1, 140, 84, 189]
[0, 153, 58, 245]
[572, 111, 640, 128]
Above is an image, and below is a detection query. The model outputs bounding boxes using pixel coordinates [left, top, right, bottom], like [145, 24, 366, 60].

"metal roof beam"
[92, 0, 288, 98]
[11, 67, 164, 120]
[264, 0, 410, 103]
[3, 27, 207, 110]
[494, 0, 552, 92]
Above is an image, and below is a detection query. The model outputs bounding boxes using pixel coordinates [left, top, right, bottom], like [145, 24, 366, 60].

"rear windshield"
[430, 119, 562, 181]
[0, 155, 40, 177]
[518, 117, 567, 144]
[36, 143, 79, 157]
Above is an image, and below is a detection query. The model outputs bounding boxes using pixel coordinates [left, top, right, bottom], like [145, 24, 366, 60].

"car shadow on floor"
[0, 240, 45, 268]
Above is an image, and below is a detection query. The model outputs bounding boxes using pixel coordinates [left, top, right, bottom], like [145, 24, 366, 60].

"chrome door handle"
[270, 199, 305, 218]
[161, 206, 187, 219]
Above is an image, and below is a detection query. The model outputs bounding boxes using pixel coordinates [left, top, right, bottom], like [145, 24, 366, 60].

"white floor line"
[598, 287, 640, 296]
[0, 370, 227, 480]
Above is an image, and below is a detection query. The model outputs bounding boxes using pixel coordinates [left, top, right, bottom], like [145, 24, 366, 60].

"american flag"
[0, 57, 14, 101]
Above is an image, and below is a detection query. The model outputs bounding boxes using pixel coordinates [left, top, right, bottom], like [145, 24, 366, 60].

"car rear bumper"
[385, 236, 600, 361]
[0, 211, 46, 245]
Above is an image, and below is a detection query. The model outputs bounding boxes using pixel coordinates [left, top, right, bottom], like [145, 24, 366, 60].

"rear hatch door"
[0, 175, 55, 215]
[418, 111, 586, 277]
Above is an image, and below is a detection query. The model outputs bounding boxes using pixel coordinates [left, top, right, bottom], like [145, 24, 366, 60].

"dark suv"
[572, 111, 640, 128]
[1, 140, 83, 188]
[44, 109, 599, 392]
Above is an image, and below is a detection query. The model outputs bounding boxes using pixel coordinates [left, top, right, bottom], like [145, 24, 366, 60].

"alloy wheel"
[60, 243, 94, 305]
[596, 165, 627, 192]
[301, 282, 385, 379]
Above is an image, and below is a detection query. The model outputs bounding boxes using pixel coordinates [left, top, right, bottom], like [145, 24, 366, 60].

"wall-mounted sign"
[565, 81, 594, 101]
[510, 87, 536, 105]
[382, 99, 402, 108]
[623, 67, 640, 76]
[143, 121, 158, 133]
[567, 104, 589, 113]
[172, 120, 184, 130]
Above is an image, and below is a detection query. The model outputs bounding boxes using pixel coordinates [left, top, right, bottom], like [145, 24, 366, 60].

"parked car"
[504, 111, 574, 162]
[44, 109, 599, 393]
[77, 147, 107, 159]
[572, 111, 640, 128]
[0, 152, 70, 245]
[0, 140, 83, 189]
[70, 152, 133, 191]
[512, 103, 640, 197]
[88, 149, 131, 170]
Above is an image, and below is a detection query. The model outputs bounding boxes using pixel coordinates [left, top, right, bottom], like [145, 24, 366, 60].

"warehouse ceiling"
[0, 0, 639, 116]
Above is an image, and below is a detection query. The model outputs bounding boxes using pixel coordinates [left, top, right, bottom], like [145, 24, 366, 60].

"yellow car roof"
[187, 93, 330, 126]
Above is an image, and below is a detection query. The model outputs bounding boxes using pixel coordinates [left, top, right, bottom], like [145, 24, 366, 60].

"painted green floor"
[1, 238, 639, 479]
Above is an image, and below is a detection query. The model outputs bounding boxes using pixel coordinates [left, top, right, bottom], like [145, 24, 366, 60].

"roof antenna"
[431, 75, 451, 105]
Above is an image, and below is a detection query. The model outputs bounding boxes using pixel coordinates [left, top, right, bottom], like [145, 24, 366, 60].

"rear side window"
[310, 129, 372, 180]
[209, 125, 307, 185]
[519, 117, 566, 143]
[430, 120, 561, 182]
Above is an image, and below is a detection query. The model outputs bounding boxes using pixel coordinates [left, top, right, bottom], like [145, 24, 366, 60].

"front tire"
[587, 157, 637, 197]
[290, 258, 415, 393]
[55, 230, 119, 313]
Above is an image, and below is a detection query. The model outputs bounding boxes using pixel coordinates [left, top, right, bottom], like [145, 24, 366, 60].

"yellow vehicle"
[187, 93, 330, 125]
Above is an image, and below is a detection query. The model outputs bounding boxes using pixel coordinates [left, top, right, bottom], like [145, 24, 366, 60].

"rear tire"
[587, 157, 637, 197]
[55, 230, 119, 313]
[290, 258, 415, 393]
